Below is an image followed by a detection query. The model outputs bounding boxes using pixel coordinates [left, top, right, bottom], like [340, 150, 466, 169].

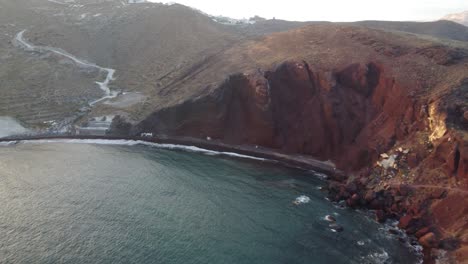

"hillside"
[0, 0, 317, 127]
[443, 10, 468, 27]
[3, 1, 468, 128]
[350, 20, 468, 42]
[0, 0, 106, 129]
[133, 23, 468, 114]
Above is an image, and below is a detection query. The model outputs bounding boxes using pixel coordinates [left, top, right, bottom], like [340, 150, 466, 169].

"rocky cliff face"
[136, 57, 468, 262]
[137, 60, 426, 170]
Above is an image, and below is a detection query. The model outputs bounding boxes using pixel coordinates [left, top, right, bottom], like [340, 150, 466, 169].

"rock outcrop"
[137, 60, 424, 170]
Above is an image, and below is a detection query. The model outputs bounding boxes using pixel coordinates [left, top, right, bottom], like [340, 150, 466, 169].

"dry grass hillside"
[0, 0, 104, 128]
[350, 20, 468, 42]
[27, 1, 241, 91]
[0, 0, 316, 126]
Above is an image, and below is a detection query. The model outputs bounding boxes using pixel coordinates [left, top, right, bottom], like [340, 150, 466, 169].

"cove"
[0, 141, 421, 263]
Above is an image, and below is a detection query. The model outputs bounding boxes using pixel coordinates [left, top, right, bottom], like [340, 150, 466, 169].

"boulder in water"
[329, 223, 344, 232]
[324, 215, 336, 222]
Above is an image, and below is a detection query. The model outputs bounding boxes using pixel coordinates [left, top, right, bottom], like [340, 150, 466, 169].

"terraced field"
[0, 37, 102, 129]
[0, 0, 113, 131]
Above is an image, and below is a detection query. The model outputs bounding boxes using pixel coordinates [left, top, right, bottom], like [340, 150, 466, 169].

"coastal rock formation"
[131, 24, 468, 262]
[136, 57, 467, 263]
[137, 60, 422, 171]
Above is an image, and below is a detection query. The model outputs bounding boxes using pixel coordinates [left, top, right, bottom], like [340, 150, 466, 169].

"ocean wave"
[2, 139, 267, 161]
[0, 141, 19, 146]
[314, 172, 328, 180]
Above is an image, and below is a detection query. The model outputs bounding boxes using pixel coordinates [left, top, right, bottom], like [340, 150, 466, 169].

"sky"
[153, 0, 468, 22]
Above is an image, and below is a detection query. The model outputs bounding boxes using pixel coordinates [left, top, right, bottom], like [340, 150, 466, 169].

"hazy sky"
[154, 0, 468, 22]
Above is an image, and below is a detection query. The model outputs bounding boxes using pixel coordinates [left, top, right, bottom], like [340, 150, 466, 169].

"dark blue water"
[0, 141, 420, 263]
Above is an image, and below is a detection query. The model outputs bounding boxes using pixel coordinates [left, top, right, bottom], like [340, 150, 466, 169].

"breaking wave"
[0, 139, 267, 161]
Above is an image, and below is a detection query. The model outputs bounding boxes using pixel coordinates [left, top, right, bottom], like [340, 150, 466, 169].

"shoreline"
[0, 135, 344, 179]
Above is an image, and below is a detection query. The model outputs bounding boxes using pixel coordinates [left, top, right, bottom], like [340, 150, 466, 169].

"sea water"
[0, 141, 420, 263]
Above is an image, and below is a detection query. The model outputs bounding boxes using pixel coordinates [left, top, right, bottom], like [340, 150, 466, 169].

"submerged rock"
[375, 210, 386, 223]
[324, 215, 336, 222]
[329, 223, 344, 232]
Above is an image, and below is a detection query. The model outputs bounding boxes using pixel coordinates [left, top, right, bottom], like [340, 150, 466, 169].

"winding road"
[15, 30, 118, 106]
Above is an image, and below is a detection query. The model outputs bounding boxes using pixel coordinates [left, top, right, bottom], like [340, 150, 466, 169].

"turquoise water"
[0, 141, 420, 263]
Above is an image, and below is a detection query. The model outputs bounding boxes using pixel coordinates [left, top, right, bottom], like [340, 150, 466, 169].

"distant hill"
[349, 20, 468, 42]
[442, 10, 468, 26]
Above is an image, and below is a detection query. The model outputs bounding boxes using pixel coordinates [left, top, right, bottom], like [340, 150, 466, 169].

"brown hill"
[350, 20, 468, 42]
[135, 23, 468, 113]
[443, 10, 468, 27]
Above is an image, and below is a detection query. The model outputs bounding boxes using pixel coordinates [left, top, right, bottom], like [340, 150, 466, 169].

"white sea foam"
[363, 250, 389, 263]
[0, 117, 28, 138]
[294, 195, 311, 204]
[2, 139, 267, 161]
[0, 141, 18, 146]
[323, 215, 336, 222]
[359, 249, 390, 263]
[377, 219, 424, 263]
